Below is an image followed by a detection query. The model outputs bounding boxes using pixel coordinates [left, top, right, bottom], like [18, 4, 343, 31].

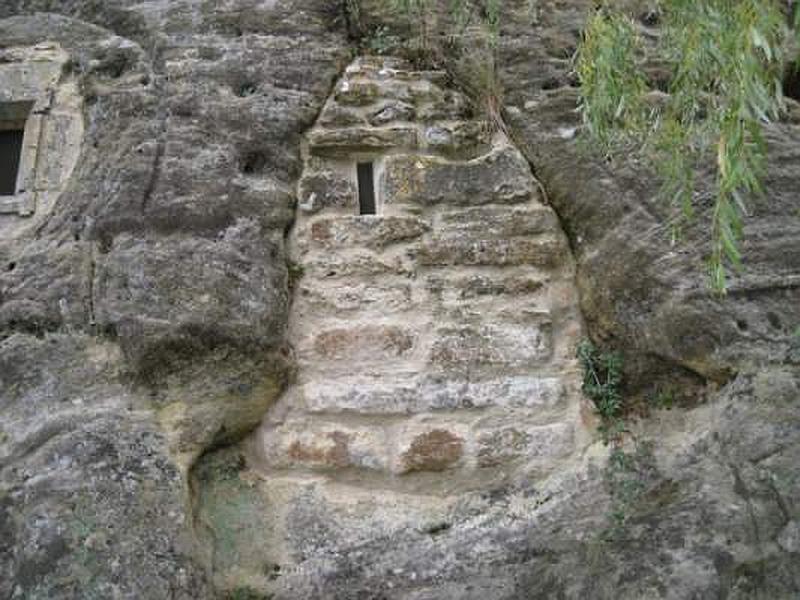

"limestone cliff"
[0, 2, 797, 600]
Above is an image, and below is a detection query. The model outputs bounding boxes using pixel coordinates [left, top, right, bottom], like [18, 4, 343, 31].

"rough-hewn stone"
[398, 428, 465, 473]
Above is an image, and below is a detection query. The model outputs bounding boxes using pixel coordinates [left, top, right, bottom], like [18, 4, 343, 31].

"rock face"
[0, 4, 350, 599]
[0, 2, 798, 600]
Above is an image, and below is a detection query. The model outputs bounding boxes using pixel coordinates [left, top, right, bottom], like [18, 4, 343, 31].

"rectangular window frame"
[0, 100, 38, 216]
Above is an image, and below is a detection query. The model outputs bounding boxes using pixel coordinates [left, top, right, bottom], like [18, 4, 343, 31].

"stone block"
[334, 80, 380, 106]
[317, 104, 366, 128]
[430, 324, 552, 371]
[395, 427, 467, 474]
[298, 168, 356, 214]
[308, 126, 418, 153]
[382, 145, 535, 206]
[305, 215, 430, 249]
[300, 375, 565, 415]
[309, 324, 415, 362]
[260, 421, 388, 472]
[417, 88, 471, 121]
[418, 235, 564, 267]
[475, 422, 574, 468]
[422, 121, 491, 156]
[452, 274, 547, 299]
[296, 281, 414, 313]
[301, 378, 420, 414]
[369, 101, 415, 126]
[440, 205, 559, 237]
[300, 250, 415, 278]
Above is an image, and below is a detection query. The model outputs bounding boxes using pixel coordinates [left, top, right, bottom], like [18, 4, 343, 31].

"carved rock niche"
[0, 43, 83, 232]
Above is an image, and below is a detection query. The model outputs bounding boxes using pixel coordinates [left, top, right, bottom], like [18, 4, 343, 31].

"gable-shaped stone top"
[299, 56, 502, 216]
[254, 55, 586, 493]
[0, 42, 83, 226]
[306, 56, 489, 158]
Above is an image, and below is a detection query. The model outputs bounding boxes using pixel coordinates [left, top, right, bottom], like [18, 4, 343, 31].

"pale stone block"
[308, 126, 417, 154]
[475, 422, 574, 468]
[304, 215, 429, 249]
[430, 324, 553, 370]
[334, 80, 380, 106]
[260, 421, 389, 472]
[308, 324, 416, 362]
[418, 235, 564, 267]
[300, 376, 565, 415]
[439, 205, 559, 237]
[382, 145, 536, 206]
[296, 281, 414, 313]
[392, 424, 470, 474]
[297, 168, 356, 214]
[299, 250, 415, 279]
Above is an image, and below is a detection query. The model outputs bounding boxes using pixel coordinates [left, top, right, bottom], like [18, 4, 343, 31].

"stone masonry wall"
[254, 56, 587, 485]
[205, 55, 592, 596]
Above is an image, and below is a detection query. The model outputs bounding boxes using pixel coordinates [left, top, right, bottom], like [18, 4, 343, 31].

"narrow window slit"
[357, 161, 376, 215]
[0, 128, 24, 196]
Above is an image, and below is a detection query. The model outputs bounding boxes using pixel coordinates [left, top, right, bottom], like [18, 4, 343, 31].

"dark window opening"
[357, 161, 376, 215]
[784, 62, 800, 102]
[0, 128, 24, 196]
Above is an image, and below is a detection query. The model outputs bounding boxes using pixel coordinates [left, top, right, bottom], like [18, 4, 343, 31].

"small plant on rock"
[603, 439, 657, 540]
[577, 339, 625, 444]
[365, 25, 402, 54]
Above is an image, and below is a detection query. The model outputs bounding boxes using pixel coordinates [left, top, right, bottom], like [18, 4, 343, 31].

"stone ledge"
[299, 376, 566, 415]
[418, 236, 565, 267]
[382, 145, 536, 206]
[304, 215, 430, 249]
[307, 126, 417, 153]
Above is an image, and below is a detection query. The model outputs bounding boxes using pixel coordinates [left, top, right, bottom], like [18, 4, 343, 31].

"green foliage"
[287, 260, 305, 290]
[577, 339, 623, 419]
[647, 385, 676, 410]
[226, 588, 271, 600]
[603, 439, 656, 540]
[577, 342, 661, 539]
[577, 340, 625, 444]
[364, 25, 402, 54]
[577, 0, 796, 292]
[576, 10, 648, 152]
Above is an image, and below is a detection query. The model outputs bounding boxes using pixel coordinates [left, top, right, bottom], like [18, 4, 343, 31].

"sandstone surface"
[0, 2, 798, 599]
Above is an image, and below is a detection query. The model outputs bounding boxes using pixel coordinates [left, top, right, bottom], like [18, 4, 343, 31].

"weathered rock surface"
[0, 1, 798, 599]
[0, 3, 350, 598]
